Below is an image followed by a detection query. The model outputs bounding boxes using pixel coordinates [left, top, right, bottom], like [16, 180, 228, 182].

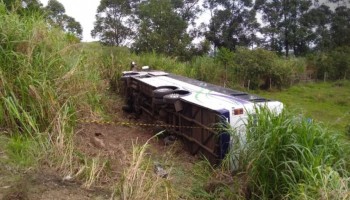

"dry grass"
[114, 133, 176, 200]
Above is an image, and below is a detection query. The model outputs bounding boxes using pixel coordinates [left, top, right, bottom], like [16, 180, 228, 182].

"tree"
[255, 0, 313, 56]
[172, 0, 201, 26]
[331, 6, 350, 47]
[302, 5, 333, 52]
[3, 0, 43, 14]
[204, 0, 259, 51]
[64, 16, 83, 39]
[91, 0, 132, 46]
[46, 0, 65, 27]
[215, 47, 234, 86]
[132, 0, 192, 57]
[46, 0, 83, 39]
[314, 46, 350, 80]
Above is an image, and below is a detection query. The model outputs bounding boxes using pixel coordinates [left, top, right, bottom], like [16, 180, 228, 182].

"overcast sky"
[40, 0, 100, 42]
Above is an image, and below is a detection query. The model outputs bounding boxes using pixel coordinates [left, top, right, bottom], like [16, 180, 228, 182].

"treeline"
[92, 0, 350, 58]
[2, 0, 82, 39]
[103, 45, 350, 91]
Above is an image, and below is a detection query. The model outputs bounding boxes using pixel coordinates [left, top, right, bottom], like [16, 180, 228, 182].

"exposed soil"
[0, 93, 197, 200]
[1, 171, 110, 200]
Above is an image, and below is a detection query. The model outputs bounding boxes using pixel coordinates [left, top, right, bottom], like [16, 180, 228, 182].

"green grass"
[0, 134, 40, 168]
[0, 3, 109, 187]
[256, 80, 350, 132]
[237, 107, 350, 199]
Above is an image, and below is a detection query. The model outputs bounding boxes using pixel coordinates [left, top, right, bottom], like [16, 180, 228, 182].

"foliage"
[87, 0, 350, 66]
[91, 0, 132, 46]
[216, 47, 234, 67]
[238, 108, 349, 199]
[2, 134, 40, 167]
[310, 46, 350, 80]
[233, 48, 302, 89]
[101, 45, 310, 90]
[45, 0, 82, 40]
[114, 134, 176, 200]
[1, 2, 350, 198]
[331, 6, 350, 47]
[133, 0, 192, 57]
[191, 55, 222, 83]
[0, 4, 65, 133]
[302, 5, 333, 52]
[255, 0, 313, 56]
[0, 3, 107, 187]
[3, 0, 43, 15]
[204, 0, 259, 51]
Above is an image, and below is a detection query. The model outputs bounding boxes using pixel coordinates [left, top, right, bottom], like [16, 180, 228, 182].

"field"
[256, 81, 350, 133]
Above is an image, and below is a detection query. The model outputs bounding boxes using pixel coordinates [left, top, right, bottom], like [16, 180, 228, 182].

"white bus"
[121, 69, 283, 164]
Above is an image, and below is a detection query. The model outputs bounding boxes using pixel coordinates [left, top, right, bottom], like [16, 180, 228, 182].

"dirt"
[1, 171, 110, 200]
[74, 119, 168, 181]
[0, 94, 197, 200]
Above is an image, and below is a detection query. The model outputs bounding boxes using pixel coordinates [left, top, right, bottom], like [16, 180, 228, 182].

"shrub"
[312, 46, 350, 80]
[190, 56, 221, 83]
[234, 48, 280, 89]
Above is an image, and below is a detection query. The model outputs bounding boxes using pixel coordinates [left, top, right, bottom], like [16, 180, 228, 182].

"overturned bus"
[121, 69, 283, 165]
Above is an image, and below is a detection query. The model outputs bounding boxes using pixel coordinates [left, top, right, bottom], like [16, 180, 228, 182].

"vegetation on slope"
[0, 2, 107, 185]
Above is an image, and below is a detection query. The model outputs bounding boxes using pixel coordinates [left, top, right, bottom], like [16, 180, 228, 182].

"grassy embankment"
[0, 4, 114, 190]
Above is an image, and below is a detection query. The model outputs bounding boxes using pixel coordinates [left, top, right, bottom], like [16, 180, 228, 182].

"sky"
[40, 0, 100, 42]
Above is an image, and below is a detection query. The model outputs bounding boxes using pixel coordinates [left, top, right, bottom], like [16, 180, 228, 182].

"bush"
[191, 56, 222, 83]
[233, 48, 302, 89]
[312, 46, 350, 80]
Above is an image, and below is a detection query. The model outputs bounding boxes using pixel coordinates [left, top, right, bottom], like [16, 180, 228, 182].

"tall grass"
[232, 108, 350, 199]
[114, 134, 175, 200]
[0, 3, 108, 187]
